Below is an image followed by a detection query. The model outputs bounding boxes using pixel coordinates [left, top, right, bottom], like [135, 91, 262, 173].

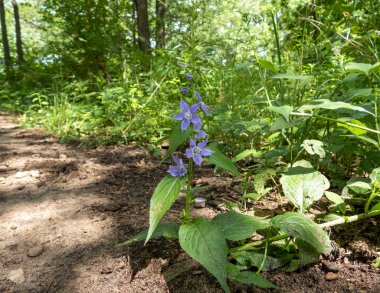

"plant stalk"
[184, 160, 193, 222]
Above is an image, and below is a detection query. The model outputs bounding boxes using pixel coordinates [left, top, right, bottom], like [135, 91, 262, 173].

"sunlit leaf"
[179, 218, 229, 292]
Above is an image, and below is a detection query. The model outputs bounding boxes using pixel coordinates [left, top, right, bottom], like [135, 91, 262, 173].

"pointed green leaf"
[179, 218, 229, 292]
[146, 176, 186, 243]
[345, 62, 373, 75]
[280, 160, 329, 212]
[271, 212, 332, 254]
[208, 147, 239, 175]
[233, 148, 261, 162]
[116, 223, 179, 246]
[272, 73, 313, 82]
[257, 59, 277, 72]
[370, 168, 380, 188]
[337, 119, 368, 135]
[163, 123, 192, 161]
[212, 211, 269, 241]
[268, 105, 293, 122]
[226, 264, 277, 288]
[298, 99, 373, 116]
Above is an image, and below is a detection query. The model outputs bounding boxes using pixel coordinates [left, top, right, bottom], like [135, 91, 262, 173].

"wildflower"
[174, 99, 201, 131]
[185, 73, 193, 81]
[168, 156, 187, 177]
[181, 86, 190, 95]
[195, 91, 209, 115]
[179, 61, 188, 68]
[185, 138, 213, 166]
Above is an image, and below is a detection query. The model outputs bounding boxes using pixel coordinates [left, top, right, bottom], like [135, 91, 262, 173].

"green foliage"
[208, 147, 240, 175]
[212, 211, 269, 241]
[280, 160, 330, 213]
[146, 176, 186, 243]
[270, 212, 332, 255]
[116, 223, 179, 246]
[179, 218, 229, 292]
[226, 264, 277, 288]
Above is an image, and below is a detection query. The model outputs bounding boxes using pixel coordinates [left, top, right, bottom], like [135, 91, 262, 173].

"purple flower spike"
[168, 156, 187, 177]
[181, 86, 190, 95]
[195, 91, 210, 115]
[173, 99, 202, 131]
[185, 139, 213, 166]
[185, 73, 193, 81]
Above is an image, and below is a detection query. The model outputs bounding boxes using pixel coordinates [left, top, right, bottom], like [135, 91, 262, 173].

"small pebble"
[325, 272, 338, 281]
[322, 261, 340, 272]
[27, 245, 44, 257]
[8, 269, 25, 284]
[10, 225, 17, 230]
[0, 236, 5, 241]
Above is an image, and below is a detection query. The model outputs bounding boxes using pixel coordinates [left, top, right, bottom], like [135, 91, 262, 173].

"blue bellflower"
[168, 156, 187, 177]
[181, 86, 190, 95]
[185, 138, 213, 166]
[195, 91, 210, 115]
[174, 99, 201, 131]
[185, 73, 193, 80]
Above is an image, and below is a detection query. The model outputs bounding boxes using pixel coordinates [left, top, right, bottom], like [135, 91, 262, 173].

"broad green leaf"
[231, 250, 293, 271]
[272, 73, 313, 82]
[271, 212, 332, 254]
[346, 177, 372, 194]
[370, 202, 380, 212]
[298, 99, 374, 116]
[345, 62, 374, 75]
[370, 168, 380, 187]
[116, 223, 179, 246]
[280, 160, 330, 213]
[337, 119, 368, 135]
[296, 239, 320, 264]
[226, 264, 277, 288]
[268, 105, 293, 122]
[234, 148, 261, 162]
[270, 116, 292, 131]
[325, 191, 344, 204]
[257, 59, 277, 72]
[208, 147, 239, 175]
[163, 123, 192, 161]
[146, 176, 186, 243]
[190, 185, 213, 196]
[179, 218, 229, 292]
[301, 140, 326, 158]
[212, 211, 269, 241]
[254, 169, 276, 197]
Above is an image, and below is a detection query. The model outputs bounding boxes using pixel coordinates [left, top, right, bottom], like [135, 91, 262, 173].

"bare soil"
[0, 112, 379, 293]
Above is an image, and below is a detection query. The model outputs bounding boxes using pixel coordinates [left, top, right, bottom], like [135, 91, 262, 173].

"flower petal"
[193, 122, 202, 130]
[185, 73, 193, 80]
[193, 154, 203, 166]
[200, 102, 209, 113]
[180, 99, 189, 112]
[189, 138, 196, 148]
[201, 148, 213, 157]
[198, 139, 208, 149]
[190, 103, 199, 114]
[195, 91, 203, 102]
[173, 155, 181, 166]
[181, 87, 190, 95]
[185, 148, 193, 158]
[191, 114, 202, 124]
[168, 166, 179, 177]
[178, 168, 187, 177]
[173, 113, 185, 120]
[181, 119, 190, 131]
[195, 130, 206, 139]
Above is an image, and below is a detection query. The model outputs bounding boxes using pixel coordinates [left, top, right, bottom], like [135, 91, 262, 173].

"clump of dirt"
[0, 112, 379, 292]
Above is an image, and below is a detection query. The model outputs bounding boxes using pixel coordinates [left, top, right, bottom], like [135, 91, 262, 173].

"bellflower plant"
[173, 100, 201, 131]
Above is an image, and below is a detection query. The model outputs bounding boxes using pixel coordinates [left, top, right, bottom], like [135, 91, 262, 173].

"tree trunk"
[133, 0, 151, 53]
[0, 0, 11, 70]
[155, 0, 166, 49]
[12, 0, 23, 64]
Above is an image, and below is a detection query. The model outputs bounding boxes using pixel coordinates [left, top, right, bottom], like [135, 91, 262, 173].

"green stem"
[231, 209, 380, 253]
[290, 112, 380, 135]
[365, 187, 378, 214]
[184, 160, 193, 222]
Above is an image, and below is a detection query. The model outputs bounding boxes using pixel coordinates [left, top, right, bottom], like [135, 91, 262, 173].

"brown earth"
[0, 112, 379, 293]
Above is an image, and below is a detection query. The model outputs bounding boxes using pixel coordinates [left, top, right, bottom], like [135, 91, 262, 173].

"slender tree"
[0, 0, 11, 70]
[155, 0, 166, 49]
[134, 0, 151, 53]
[12, 0, 23, 64]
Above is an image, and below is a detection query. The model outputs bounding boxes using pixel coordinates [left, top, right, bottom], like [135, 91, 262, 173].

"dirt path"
[0, 112, 379, 293]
